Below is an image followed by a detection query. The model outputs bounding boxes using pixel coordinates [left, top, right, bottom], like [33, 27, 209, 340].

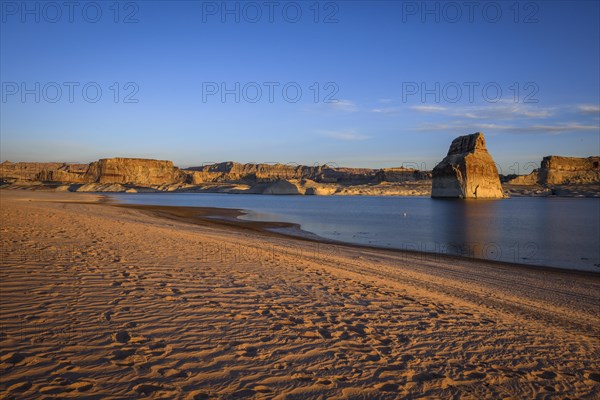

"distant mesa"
[0, 158, 432, 195]
[85, 158, 185, 186]
[508, 155, 600, 186]
[431, 132, 504, 199]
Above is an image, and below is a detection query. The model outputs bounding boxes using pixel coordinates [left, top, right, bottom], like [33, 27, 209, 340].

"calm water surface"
[110, 194, 600, 272]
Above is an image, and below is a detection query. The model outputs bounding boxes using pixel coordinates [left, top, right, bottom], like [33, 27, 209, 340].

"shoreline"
[109, 201, 599, 277]
[2, 181, 600, 198]
[1, 190, 599, 398]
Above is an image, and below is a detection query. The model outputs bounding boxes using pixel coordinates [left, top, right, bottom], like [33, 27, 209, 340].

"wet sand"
[1, 190, 599, 399]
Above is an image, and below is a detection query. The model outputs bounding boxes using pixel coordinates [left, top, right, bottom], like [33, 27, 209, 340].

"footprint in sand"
[317, 327, 332, 339]
[134, 383, 164, 396]
[114, 330, 131, 343]
[237, 344, 258, 357]
[188, 391, 210, 399]
[587, 372, 600, 382]
[333, 330, 350, 340]
[411, 371, 444, 383]
[159, 368, 189, 379]
[537, 371, 556, 380]
[376, 382, 399, 392]
[103, 311, 113, 322]
[466, 371, 487, 379]
[148, 340, 170, 356]
[112, 348, 136, 361]
[347, 323, 367, 337]
[259, 335, 274, 342]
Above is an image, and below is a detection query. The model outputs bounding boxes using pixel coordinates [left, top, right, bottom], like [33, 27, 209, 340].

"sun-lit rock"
[431, 132, 504, 199]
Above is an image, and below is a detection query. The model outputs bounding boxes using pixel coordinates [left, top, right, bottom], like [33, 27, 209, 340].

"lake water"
[110, 193, 600, 272]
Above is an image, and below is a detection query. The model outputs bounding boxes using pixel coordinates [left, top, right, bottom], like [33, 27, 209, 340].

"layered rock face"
[1, 159, 432, 189]
[516, 156, 600, 185]
[432, 132, 504, 199]
[376, 167, 432, 182]
[186, 162, 323, 182]
[507, 156, 600, 185]
[84, 158, 186, 185]
[185, 162, 424, 184]
[0, 161, 88, 182]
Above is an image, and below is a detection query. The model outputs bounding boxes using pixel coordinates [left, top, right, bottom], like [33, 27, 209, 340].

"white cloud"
[415, 121, 599, 134]
[371, 107, 403, 114]
[577, 104, 600, 115]
[517, 123, 599, 133]
[410, 105, 448, 113]
[328, 99, 358, 112]
[372, 103, 554, 119]
[318, 130, 370, 141]
[411, 104, 554, 119]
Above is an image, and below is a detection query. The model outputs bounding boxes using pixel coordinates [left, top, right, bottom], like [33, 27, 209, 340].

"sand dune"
[0, 191, 598, 399]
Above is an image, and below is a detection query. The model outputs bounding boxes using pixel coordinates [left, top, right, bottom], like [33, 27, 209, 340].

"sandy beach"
[1, 190, 599, 399]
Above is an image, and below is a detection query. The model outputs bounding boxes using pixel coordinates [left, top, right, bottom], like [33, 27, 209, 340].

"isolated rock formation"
[509, 156, 600, 185]
[431, 132, 504, 199]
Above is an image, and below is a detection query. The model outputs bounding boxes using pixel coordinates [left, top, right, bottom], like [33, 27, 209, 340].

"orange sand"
[1, 190, 598, 399]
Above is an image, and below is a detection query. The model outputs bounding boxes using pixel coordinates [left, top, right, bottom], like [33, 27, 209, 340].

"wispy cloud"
[415, 121, 599, 134]
[371, 107, 403, 114]
[577, 104, 600, 115]
[517, 123, 599, 133]
[328, 99, 358, 112]
[410, 105, 448, 113]
[372, 103, 554, 119]
[318, 130, 371, 141]
[409, 104, 554, 120]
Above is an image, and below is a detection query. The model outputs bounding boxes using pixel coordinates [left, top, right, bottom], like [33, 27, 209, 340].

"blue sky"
[1, 0, 599, 172]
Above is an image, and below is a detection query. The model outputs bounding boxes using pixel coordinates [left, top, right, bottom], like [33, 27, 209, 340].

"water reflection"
[433, 199, 503, 262]
[110, 193, 600, 271]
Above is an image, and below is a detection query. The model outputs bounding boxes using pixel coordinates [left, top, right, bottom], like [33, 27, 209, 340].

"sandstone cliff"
[0, 161, 88, 182]
[184, 162, 397, 184]
[0, 158, 186, 186]
[431, 132, 504, 199]
[1, 158, 432, 195]
[509, 156, 600, 185]
[83, 158, 186, 185]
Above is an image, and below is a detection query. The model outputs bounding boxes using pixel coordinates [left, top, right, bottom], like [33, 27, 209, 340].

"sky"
[1, 0, 599, 173]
